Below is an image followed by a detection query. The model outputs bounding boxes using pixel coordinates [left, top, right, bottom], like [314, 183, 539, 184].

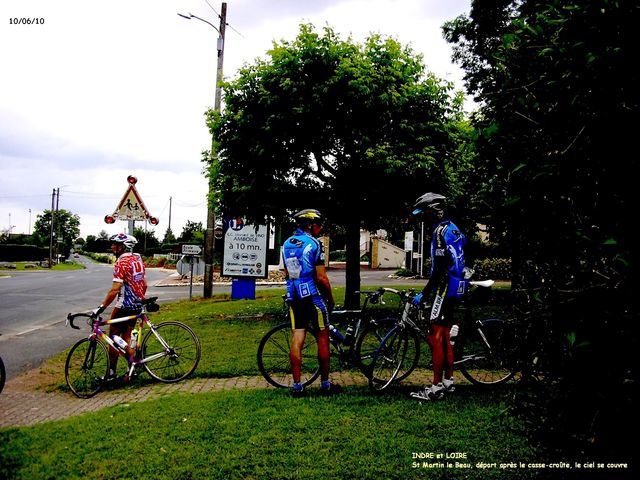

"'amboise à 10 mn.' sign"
[222, 218, 269, 278]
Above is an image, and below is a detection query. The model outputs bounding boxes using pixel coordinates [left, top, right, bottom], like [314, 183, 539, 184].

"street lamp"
[178, 3, 227, 298]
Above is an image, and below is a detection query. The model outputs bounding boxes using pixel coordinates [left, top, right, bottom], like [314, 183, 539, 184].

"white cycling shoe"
[443, 377, 455, 393]
[410, 383, 445, 401]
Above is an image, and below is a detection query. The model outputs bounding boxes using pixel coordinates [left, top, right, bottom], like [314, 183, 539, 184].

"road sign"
[177, 256, 205, 276]
[182, 244, 202, 255]
[104, 176, 158, 225]
[222, 218, 268, 278]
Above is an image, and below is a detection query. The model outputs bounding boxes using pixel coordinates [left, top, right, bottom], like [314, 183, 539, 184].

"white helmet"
[109, 233, 137, 250]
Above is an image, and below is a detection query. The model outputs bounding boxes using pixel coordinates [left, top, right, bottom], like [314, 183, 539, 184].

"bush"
[81, 251, 113, 264]
[393, 268, 416, 277]
[0, 244, 49, 261]
[329, 249, 347, 261]
[471, 258, 511, 280]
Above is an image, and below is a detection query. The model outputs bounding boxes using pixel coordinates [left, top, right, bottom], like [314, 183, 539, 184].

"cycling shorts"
[288, 296, 328, 331]
[110, 307, 141, 330]
[426, 277, 458, 327]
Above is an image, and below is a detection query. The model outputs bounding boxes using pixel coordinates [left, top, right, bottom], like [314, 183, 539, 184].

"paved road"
[0, 257, 245, 380]
[0, 258, 421, 380]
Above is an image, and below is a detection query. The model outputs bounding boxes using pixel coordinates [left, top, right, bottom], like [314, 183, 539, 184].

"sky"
[0, 0, 471, 240]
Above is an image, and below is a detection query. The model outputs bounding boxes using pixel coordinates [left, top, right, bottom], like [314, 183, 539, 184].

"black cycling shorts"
[288, 296, 328, 331]
[110, 307, 141, 329]
[426, 278, 458, 327]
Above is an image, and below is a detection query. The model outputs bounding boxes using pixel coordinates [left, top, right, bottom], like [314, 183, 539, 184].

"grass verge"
[0, 262, 85, 271]
[0, 386, 538, 480]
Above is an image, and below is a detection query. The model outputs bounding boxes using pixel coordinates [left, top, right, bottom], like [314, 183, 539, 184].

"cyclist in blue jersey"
[282, 209, 338, 396]
[409, 193, 468, 401]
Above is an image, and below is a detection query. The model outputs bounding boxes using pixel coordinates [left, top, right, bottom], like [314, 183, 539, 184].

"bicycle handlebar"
[66, 312, 95, 330]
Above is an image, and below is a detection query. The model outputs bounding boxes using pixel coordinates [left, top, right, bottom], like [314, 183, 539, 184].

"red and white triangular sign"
[105, 176, 158, 225]
[115, 185, 149, 220]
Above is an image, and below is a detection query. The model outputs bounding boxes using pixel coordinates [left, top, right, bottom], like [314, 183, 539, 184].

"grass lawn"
[39, 287, 415, 391]
[2, 285, 546, 480]
[0, 262, 85, 271]
[0, 386, 538, 480]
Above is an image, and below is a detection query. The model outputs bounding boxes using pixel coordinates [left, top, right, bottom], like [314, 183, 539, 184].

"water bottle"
[343, 325, 355, 346]
[450, 325, 459, 346]
[329, 324, 344, 342]
[113, 335, 127, 350]
[129, 330, 138, 349]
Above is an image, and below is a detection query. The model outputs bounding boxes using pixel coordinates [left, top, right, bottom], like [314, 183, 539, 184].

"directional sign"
[222, 218, 268, 278]
[182, 244, 202, 255]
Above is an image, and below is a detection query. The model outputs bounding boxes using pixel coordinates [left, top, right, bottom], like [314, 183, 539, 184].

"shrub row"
[79, 251, 114, 264]
[0, 244, 49, 261]
[395, 257, 512, 281]
[471, 258, 512, 280]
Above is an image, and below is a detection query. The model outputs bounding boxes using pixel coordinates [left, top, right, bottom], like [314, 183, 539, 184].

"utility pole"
[168, 196, 173, 232]
[203, 2, 227, 298]
[28, 208, 31, 235]
[48, 188, 55, 267]
[55, 187, 60, 263]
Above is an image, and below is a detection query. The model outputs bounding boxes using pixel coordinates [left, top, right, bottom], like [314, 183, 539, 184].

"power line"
[203, 0, 220, 17]
[203, 0, 244, 38]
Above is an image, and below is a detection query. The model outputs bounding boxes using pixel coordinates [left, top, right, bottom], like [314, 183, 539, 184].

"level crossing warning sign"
[104, 175, 158, 225]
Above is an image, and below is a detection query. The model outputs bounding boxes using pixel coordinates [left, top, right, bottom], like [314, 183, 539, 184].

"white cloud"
[0, 0, 471, 238]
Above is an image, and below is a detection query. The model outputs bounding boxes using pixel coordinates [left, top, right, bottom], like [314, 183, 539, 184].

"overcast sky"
[0, 0, 471, 239]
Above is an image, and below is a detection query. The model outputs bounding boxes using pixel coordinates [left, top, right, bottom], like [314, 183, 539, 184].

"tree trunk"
[344, 218, 361, 309]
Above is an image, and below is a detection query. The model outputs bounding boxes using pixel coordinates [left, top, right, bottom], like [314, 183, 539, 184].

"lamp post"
[178, 3, 227, 298]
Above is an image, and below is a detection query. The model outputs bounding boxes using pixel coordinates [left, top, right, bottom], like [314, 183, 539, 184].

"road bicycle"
[368, 280, 517, 392]
[256, 288, 420, 388]
[65, 297, 201, 398]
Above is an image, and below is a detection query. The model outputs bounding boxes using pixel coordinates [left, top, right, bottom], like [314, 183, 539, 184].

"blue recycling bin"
[231, 277, 256, 300]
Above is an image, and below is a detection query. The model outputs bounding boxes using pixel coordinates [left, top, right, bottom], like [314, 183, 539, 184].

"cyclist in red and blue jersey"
[93, 233, 147, 379]
[282, 209, 338, 396]
[409, 193, 468, 401]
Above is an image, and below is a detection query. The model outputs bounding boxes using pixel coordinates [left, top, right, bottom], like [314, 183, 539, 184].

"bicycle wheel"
[142, 322, 201, 382]
[458, 318, 516, 386]
[257, 322, 320, 388]
[355, 318, 420, 381]
[368, 327, 410, 392]
[65, 338, 110, 398]
[0, 356, 5, 394]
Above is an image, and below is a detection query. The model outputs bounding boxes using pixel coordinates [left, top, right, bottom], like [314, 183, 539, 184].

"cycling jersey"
[282, 228, 325, 301]
[430, 220, 468, 299]
[113, 252, 147, 309]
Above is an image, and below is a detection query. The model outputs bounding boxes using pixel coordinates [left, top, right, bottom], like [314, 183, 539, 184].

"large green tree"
[444, 0, 636, 284]
[207, 24, 469, 307]
[178, 221, 205, 244]
[444, 0, 636, 457]
[33, 209, 80, 255]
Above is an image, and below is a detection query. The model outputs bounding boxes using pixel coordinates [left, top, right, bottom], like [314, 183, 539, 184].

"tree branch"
[313, 151, 338, 178]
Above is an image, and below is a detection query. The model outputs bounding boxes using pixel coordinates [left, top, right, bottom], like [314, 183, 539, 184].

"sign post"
[180, 245, 204, 300]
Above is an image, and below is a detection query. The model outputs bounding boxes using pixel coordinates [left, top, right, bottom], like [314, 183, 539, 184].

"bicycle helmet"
[293, 209, 323, 226]
[412, 192, 446, 216]
[109, 233, 138, 250]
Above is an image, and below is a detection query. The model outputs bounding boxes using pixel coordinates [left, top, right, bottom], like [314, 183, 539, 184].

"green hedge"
[79, 251, 113, 264]
[397, 257, 512, 280]
[0, 244, 49, 261]
[471, 258, 511, 280]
